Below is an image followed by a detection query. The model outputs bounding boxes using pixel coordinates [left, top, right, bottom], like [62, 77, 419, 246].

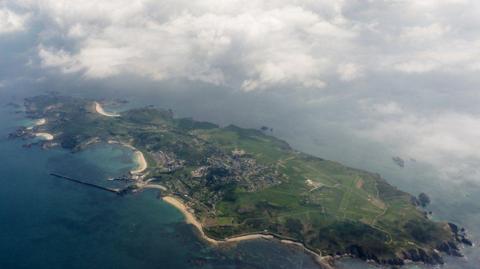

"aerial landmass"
[11, 95, 472, 268]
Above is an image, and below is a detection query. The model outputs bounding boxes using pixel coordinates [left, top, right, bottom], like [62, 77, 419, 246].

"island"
[392, 156, 405, 168]
[11, 95, 472, 268]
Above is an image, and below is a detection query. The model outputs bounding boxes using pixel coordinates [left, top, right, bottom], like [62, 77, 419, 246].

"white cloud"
[390, 39, 480, 74]
[337, 63, 364, 81]
[393, 61, 438, 74]
[5, 0, 480, 89]
[10, 0, 359, 90]
[38, 46, 83, 74]
[408, 0, 469, 9]
[400, 23, 450, 42]
[360, 101, 404, 116]
[0, 7, 28, 34]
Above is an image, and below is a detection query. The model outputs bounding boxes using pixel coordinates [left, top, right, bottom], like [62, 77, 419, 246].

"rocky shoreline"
[163, 194, 473, 269]
[340, 222, 473, 267]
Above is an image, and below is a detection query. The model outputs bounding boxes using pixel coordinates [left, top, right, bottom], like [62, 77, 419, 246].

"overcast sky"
[2, 0, 480, 185]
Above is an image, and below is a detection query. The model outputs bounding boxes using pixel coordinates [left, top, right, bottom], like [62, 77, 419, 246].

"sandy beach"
[35, 132, 54, 140]
[162, 196, 220, 245]
[107, 140, 147, 175]
[131, 150, 147, 174]
[108, 140, 137, 151]
[144, 184, 167, 191]
[27, 118, 46, 130]
[35, 118, 46, 126]
[225, 234, 274, 242]
[94, 102, 120, 117]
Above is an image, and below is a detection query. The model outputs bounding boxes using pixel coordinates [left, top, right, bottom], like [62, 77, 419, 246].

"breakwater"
[49, 172, 128, 195]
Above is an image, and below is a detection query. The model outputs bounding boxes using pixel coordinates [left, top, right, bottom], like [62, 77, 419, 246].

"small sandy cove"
[131, 150, 147, 174]
[107, 140, 147, 175]
[35, 132, 54, 140]
[35, 118, 46, 126]
[94, 101, 120, 117]
[27, 118, 47, 130]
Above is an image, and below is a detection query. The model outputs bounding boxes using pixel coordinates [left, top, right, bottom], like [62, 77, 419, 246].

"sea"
[0, 86, 478, 269]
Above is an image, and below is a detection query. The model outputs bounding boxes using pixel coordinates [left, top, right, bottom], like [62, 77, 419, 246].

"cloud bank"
[4, 0, 477, 91]
[2, 0, 480, 183]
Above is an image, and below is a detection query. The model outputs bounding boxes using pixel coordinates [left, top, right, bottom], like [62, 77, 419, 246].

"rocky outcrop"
[344, 245, 443, 266]
[437, 241, 462, 257]
[410, 192, 431, 208]
[402, 248, 444, 264]
[448, 222, 473, 246]
[344, 242, 472, 267]
[392, 156, 405, 168]
[345, 245, 417, 266]
[9, 127, 29, 139]
[346, 245, 382, 263]
[418, 193, 431, 207]
[401, 248, 444, 264]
